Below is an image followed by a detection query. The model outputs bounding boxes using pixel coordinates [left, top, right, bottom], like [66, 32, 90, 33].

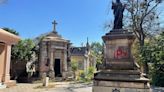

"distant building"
[70, 40, 96, 73]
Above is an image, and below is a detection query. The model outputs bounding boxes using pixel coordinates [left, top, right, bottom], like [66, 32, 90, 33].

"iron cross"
[52, 20, 58, 32]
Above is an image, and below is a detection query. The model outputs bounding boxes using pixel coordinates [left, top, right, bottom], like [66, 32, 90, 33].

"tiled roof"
[70, 47, 88, 56]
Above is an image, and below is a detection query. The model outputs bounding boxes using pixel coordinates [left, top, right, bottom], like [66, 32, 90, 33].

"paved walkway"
[152, 87, 164, 92]
[0, 82, 92, 92]
[0, 82, 163, 92]
[43, 82, 92, 92]
[0, 83, 44, 92]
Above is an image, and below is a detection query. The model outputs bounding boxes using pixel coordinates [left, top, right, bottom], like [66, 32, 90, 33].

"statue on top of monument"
[112, 0, 125, 29]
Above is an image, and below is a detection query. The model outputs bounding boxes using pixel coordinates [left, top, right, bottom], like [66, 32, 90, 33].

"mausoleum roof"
[42, 20, 69, 43]
[0, 28, 20, 44]
[42, 31, 69, 43]
[70, 47, 88, 56]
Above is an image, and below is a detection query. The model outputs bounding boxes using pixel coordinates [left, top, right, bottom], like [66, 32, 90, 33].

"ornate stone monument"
[93, 0, 150, 92]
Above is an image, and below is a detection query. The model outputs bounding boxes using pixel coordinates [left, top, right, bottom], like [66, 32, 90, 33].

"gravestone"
[93, 0, 150, 92]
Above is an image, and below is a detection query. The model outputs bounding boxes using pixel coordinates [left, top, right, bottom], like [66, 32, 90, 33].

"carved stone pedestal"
[93, 30, 150, 92]
[93, 70, 150, 92]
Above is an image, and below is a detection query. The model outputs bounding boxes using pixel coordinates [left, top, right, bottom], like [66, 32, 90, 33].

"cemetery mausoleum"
[39, 20, 96, 79]
[39, 20, 71, 79]
[0, 29, 20, 88]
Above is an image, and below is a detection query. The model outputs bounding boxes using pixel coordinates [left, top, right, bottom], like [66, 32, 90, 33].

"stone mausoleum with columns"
[0, 29, 20, 88]
[39, 20, 71, 79]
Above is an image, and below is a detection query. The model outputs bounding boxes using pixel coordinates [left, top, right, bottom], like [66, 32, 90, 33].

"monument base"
[93, 70, 150, 92]
[93, 85, 151, 92]
[93, 29, 151, 92]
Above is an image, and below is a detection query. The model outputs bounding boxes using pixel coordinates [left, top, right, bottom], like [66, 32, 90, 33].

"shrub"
[77, 67, 96, 82]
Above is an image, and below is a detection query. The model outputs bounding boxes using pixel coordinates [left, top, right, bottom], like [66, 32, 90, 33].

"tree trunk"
[140, 35, 149, 77]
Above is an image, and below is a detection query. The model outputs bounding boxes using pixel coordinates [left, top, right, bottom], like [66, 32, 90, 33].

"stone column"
[84, 58, 87, 73]
[48, 42, 55, 78]
[62, 49, 67, 79]
[64, 50, 67, 72]
[67, 43, 71, 72]
[39, 42, 44, 78]
[0, 43, 5, 83]
[3, 44, 11, 83]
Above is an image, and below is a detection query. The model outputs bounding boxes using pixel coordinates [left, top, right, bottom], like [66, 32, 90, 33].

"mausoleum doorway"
[54, 59, 61, 77]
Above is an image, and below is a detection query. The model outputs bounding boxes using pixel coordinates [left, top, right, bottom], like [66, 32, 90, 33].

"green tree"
[10, 39, 36, 80]
[2, 28, 36, 62]
[90, 42, 103, 64]
[11, 39, 36, 62]
[123, 0, 163, 75]
[2, 27, 19, 36]
[140, 32, 164, 86]
[71, 61, 78, 79]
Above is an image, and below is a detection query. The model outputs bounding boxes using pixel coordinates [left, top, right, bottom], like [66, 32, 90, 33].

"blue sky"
[0, 0, 113, 46]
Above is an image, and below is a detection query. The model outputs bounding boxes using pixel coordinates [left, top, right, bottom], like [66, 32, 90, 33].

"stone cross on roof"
[52, 20, 58, 33]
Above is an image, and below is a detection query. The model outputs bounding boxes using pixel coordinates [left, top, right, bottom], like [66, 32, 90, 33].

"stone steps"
[5, 80, 16, 87]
